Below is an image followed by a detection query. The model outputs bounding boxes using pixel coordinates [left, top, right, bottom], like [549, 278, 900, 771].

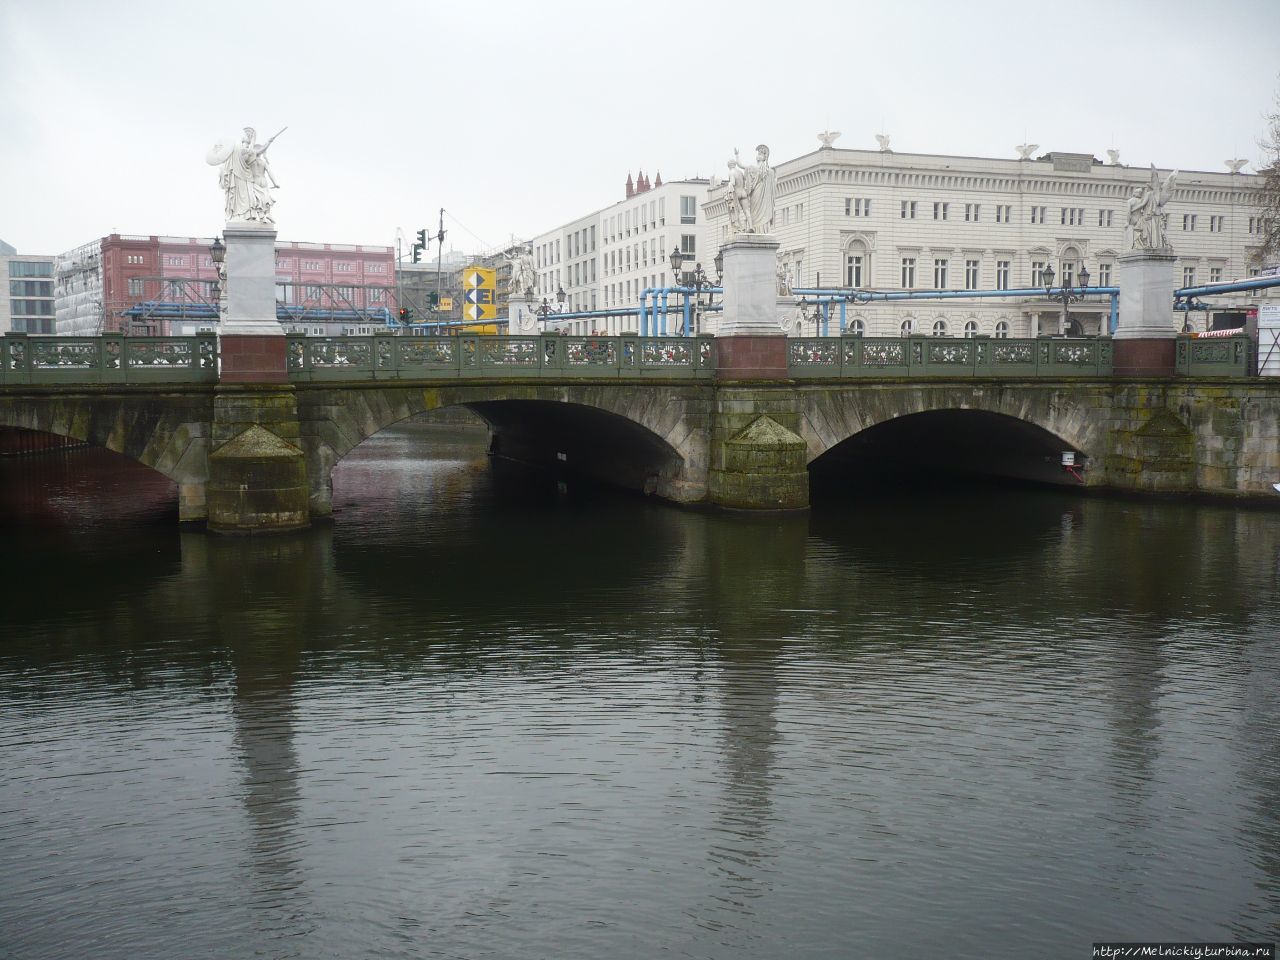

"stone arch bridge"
[3, 372, 1278, 531]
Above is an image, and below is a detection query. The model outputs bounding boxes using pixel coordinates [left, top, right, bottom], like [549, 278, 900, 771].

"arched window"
[995, 320, 1010, 339]
[845, 239, 870, 288]
[964, 320, 979, 338]
[932, 319, 948, 337]
[900, 318, 914, 335]
[849, 317, 865, 336]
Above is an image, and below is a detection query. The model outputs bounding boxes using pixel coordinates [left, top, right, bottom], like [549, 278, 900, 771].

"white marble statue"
[817, 130, 841, 149]
[207, 126, 284, 223]
[1225, 159, 1248, 173]
[1106, 148, 1121, 165]
[1125, 165, 1179, 252]
[777, 261, 791, 296]
[875, 134, 892, 152]
[725, 144, 776, 235]
[1015, 143, 1039, 160]
[504, 245, 536, 298]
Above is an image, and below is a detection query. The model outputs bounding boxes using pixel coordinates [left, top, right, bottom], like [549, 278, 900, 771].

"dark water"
[2, 423, 1278, 960]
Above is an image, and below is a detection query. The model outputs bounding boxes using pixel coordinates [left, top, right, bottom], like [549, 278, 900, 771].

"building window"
[995, 205, 1012, 223]
[1209, 266, 1223, 284]
[1097, 263, 1112, 286]
[846, 254, 864, 287]
[901, 257, 916, 288]
[8, 261, 54, 277]
[1031, 206, 1046, 224]
[964, 320, 979, 338]
[849, 317, 865, 335]
[1060, 207, 1085, 226]
[680, 196, 696, 224]
[1031, 261, 1046, 286]
[932, 319, 947, 337]
[680, 234, 696, 256]
[996, 260, 1010, 290]
[933, 258, 948, 288]
[964, 259, 979, 290]
[1182, 214, 1197, 231]
[304, 285, 322, 300]
[1098, 209, 1114, 228]
[964, 203, 980, 222]
[335, 286, 356, 301]
[995, 320, 1009, 338]
[1183, 266, 1196, 287]
[1062, 261, 1075, 287]
[933, 201, 949, 220]
[900, 318, 914, 335]
[126, 254, 144, 265]
[1209, 215, 1224, 232]
[302, 260, 322, 271]
[128, 278, 144, 296]
[901, 201, 917, 219]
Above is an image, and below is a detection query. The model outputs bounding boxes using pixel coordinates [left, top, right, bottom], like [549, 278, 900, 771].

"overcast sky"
[2, 0, 1277, 257]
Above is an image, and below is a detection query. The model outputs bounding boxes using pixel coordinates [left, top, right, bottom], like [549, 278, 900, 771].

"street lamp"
[1042, 260, 1091, 335]
[669, 246, 723, 335]
[534, 285, 567, 329]
[209, 236, 227, 321]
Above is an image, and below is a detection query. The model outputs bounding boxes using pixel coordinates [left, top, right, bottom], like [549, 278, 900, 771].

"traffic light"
[416, 228, 428, 248]
[411, 243, 422, 263]
[398, 307, 412, 323]
[428, 291, 439, 307]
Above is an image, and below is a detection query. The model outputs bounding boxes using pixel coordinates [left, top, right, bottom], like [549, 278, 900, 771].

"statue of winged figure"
[1125, 165, 1178, 251]
[207, 126, 285, 224]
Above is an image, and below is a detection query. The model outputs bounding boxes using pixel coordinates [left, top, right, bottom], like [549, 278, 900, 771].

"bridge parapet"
[285, 333, 717, 382]
[788, 335, 1115, 379]
[1174, 334, 1251, 377]
[1, 333, 218, 385]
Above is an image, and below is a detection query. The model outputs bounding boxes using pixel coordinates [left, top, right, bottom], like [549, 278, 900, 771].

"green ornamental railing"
[286, 333, 718, 381]
[1, 333, 218, 385]
[1174, 334, 1250, 377]
[788, 335, 1115, 378]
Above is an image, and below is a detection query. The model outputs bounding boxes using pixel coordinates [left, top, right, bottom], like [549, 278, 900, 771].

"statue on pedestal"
[207, 126, 285, 224]
[725, 144, 776, 236]
[504, 245, 536, 299]
[1125, 165, 1179, 252]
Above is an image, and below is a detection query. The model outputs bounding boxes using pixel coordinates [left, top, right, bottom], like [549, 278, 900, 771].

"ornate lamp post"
[668, 247, 723, 335]
[534, 285, 567, 330]
[209, 236, 227, 322]
[1042, 261, 1091, 336]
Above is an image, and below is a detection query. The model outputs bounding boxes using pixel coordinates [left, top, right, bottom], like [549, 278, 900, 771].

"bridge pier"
[207, 386, 310, 534]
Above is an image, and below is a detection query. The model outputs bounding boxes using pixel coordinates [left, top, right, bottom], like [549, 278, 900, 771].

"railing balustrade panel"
[1175, 335, 1249, 377]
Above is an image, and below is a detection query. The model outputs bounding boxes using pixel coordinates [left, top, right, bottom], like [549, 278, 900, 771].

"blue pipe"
[1175, 275, 1280, 298]
[1109, 294, 1118, 335]
[793, 286, 1121, 303]
[839, 300, 846, 332]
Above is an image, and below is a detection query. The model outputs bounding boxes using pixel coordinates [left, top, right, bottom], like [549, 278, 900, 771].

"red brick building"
[56, 234, 396, 335]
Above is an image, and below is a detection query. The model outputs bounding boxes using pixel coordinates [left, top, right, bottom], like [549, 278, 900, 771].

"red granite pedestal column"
[219, 334, 289, 384]
[715, 335, 788, 380]
[1113, 338, 1175, 377]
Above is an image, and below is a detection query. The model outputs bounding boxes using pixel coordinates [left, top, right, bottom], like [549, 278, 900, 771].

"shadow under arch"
[473, 398, 685, 493]
[810, 408, 1085, 490]
[0, 396, 208, 518]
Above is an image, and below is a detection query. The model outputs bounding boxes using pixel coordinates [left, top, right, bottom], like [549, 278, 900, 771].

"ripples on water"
[1, 423, 1278, 959]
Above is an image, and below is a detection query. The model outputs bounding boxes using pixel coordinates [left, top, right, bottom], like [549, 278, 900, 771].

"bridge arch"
[0, 393, 212, 519]
[798, 383, 1108, 486]
[295, 380, 711, 516]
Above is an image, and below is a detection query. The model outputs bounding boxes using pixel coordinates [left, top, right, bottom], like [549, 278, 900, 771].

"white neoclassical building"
[529, 172, 715, 334]
[703, 142, 1270, 338]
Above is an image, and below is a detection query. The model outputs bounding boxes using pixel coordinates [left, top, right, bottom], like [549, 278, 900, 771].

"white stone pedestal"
[507, 296, 538, 334]
[222, 221, 283, 334]
[718, 234, 783, 336]
[1115, 250, 1177, 339]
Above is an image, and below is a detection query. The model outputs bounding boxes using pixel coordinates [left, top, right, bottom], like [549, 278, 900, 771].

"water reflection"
[2, 427, 1279, 958]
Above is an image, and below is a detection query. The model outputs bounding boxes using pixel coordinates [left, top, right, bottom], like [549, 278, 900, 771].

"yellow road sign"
[462, 266, 497, 321]
[439, 296, 453, 310]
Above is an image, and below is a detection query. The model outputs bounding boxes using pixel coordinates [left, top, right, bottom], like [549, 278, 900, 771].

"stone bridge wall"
[2, 378, 1278, 528]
